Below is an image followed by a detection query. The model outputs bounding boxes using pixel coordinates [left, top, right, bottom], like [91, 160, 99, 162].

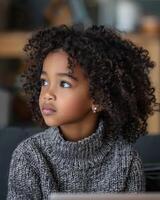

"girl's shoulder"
[111, 135, 140, 160]
[11, 127, 56, 157]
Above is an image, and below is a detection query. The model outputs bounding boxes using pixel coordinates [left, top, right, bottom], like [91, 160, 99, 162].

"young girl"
[7, 24, 156, 199]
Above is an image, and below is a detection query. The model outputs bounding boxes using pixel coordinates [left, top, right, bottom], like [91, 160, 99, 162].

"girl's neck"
[58, 113, 100, 142]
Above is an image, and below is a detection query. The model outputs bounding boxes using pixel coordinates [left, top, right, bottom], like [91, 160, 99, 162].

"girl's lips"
[42, 108, 56, 115]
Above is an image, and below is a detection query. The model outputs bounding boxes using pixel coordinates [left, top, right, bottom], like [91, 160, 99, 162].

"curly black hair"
[22, 24, 157, 143]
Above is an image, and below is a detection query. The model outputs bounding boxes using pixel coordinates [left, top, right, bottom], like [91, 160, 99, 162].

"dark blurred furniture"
[0, 129, 160, 200]
[135, 135, 160, 192]
[135, 135, 160, 164]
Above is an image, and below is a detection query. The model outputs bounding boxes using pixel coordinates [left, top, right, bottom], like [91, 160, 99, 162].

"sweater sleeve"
[7, 143, 42, 200]
[126, 151, 146, 192]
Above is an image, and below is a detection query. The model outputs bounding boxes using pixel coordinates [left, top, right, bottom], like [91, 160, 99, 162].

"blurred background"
[0, 0, 160, 133]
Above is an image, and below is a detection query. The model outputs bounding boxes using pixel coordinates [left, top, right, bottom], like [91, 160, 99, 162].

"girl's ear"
[91, 100, 104, 113]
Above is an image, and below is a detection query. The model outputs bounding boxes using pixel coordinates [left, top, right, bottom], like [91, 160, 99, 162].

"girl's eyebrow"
[41, 71, 47, 76]
[57, 73, 78, 82]
[41, 70, 78, 82]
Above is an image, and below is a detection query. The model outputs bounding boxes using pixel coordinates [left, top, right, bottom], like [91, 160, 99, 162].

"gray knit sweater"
[7, 118, 145, 200]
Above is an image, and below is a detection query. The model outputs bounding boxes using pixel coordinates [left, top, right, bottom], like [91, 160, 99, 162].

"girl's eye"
[60, 80, 72, 88]
[40, 79, 48, 86]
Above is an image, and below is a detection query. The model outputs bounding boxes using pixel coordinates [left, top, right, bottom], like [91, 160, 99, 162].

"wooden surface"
[0, 32, 159, 133]
[0, 32, 31, 58]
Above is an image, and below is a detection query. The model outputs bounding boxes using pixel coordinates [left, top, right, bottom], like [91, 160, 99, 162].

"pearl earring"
[93, 106, 97, 113]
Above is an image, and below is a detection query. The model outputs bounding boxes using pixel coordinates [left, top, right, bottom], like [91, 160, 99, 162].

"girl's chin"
[43, 118, 59, 127]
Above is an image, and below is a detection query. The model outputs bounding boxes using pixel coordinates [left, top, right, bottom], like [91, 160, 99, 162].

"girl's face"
[39, 50, 95, 127]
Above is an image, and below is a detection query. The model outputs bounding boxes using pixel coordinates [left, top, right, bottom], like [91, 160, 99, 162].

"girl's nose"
[43, 90, 56, 101]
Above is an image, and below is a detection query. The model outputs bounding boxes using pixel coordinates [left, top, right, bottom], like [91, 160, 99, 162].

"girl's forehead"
[43, 50, 69, 69]
[42, 51, 88, 81]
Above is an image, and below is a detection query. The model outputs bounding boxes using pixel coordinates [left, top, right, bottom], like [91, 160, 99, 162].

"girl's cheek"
[39, 91, 44, 106]
[61, 96, 89, 112]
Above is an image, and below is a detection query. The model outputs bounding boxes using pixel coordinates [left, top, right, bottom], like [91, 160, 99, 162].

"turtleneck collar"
[47, 117, 113, 161]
